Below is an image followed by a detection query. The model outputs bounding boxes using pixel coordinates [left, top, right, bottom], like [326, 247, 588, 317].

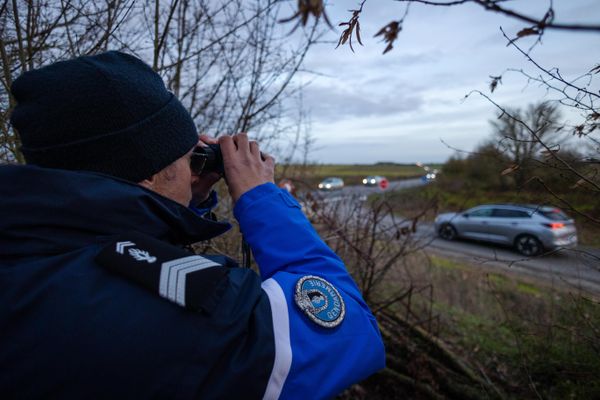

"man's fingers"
[199, 134, 218, 146]
[262, 152, 275, 163]
[233, 132, 249, 152]
[218, 133, 276, 202]
[249, 141, 260, 157]
[219, 135, 236, 159]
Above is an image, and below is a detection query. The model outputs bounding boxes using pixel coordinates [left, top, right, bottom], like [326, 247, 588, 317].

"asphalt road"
[307, 179, 600, 296]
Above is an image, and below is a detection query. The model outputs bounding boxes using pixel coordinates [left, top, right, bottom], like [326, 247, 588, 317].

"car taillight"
[543, 222, 565, 229]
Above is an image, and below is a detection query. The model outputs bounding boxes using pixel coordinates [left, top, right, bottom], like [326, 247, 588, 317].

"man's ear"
[138, 174, 158, 190]
[138, 164, 177, 190]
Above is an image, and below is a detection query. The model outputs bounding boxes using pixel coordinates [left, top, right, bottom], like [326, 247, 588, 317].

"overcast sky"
[294, 0, 600, 164]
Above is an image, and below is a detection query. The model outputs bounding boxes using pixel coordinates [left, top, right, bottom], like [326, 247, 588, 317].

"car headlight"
[318, 184, 323, 188]
[326, 184, 331, 188]
[362, 179, 367, 184]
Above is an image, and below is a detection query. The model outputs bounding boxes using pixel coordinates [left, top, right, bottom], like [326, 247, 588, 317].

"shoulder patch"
[294, 275, 345, 328]
[95, 231, 229, 314]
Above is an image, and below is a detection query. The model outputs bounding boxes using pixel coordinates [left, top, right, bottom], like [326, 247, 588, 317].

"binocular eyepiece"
[190, 144, 224, 176]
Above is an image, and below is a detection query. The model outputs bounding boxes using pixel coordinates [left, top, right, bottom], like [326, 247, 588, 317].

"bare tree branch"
[394, 0, 600, 32]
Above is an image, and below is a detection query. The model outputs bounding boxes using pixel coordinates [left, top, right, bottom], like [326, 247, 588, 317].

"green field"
[277, 163, 441, 187]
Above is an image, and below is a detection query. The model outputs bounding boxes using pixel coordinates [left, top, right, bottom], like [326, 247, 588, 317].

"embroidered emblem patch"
[294, 275, 345, 328]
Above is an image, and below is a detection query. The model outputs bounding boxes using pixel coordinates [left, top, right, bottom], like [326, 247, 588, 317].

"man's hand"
[219, 133, 275, 203]
[190, 134, 222, 206]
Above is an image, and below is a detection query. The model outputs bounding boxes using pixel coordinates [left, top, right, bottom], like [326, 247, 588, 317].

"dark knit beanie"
[10, 51, 198, 182]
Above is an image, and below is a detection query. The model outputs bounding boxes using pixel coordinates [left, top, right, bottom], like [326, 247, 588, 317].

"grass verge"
[395, 252, 600, 399]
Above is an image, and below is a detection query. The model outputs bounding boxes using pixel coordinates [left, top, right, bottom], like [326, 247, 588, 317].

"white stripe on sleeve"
[261, 278, 292, 400]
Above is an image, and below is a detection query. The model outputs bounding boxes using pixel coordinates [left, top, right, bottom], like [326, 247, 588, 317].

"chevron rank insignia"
[95, 231, 229, 314]
[294, 275, 345, 328]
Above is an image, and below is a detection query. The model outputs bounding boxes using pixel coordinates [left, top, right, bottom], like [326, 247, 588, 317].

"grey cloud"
[311, 135, 455, 164]
[304, 84, 423, 122]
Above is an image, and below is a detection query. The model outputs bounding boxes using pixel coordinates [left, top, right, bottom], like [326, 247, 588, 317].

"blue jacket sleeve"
[234, 183, 385, 400]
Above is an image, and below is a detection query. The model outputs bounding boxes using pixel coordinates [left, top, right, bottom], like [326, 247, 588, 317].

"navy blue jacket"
[0, 165, 385, 399]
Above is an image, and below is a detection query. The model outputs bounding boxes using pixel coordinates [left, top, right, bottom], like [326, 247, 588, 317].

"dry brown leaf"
[501, 164, 520, 175]
[489, 75, 502, 93]
[335, 2, 365, 52]
[279, 0, 333, 32]
[571, 178, 586, 189]
[516, 27, 540, 38]
[587, 112, 600, 121]
[374, 21, 401, 55]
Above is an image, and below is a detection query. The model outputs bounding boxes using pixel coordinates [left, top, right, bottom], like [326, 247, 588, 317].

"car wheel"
[514, 234, 543, 257]
[439, 224, 457, 240]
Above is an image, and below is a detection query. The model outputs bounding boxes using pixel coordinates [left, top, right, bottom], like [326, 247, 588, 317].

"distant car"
[362, 176, 386, 186]
[318, 177, 344, 191]
[422, 173, 437, 182]
[434, 204, 578, 256]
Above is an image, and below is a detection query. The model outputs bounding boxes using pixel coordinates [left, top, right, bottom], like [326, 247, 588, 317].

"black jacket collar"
[0, 165, 231, 260]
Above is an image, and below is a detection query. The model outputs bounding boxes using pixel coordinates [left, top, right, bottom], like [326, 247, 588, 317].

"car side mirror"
[463, 213, 469, 218]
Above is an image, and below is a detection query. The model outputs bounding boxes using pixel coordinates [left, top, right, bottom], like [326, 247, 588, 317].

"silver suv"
[434, 204, 578, 256]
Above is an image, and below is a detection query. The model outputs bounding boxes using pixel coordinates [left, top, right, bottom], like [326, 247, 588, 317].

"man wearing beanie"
[0, 51, 384, 399]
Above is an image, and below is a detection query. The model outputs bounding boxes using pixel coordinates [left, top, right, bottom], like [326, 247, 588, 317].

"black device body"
[190, 143, 252, 267]
[191, 144, 224, 175]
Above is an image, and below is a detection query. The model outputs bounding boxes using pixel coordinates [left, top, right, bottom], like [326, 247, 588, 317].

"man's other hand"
[219, 133, 275, 203]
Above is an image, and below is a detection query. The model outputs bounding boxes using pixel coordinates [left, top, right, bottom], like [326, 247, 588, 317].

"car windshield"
[538, 207, 569, 221]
